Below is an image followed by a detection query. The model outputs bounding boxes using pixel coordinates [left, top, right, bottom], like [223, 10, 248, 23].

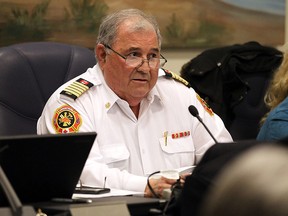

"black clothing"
[180, 41, 283, 133]
[179, 141, 262, 216]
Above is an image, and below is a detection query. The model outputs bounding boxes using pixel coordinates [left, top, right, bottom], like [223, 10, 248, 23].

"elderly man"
[37, 8, 232, 198]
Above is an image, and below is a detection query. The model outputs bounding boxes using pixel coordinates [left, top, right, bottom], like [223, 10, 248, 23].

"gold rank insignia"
[196, 94, 214, 116]
[53, 105, 82, 133]
[60, 78, 94, 100]
[163, 68, 191, 88]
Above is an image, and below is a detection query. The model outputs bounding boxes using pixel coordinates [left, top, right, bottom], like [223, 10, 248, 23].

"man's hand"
[144, 176, 177, 198]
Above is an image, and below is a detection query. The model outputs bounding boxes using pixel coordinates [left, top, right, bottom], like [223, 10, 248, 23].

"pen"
[104, 176, 107, 188]
[52, 198, 92, 204]
[164, 131, 168, 146]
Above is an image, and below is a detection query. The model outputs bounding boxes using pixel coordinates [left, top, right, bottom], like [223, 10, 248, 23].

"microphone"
[188, 105, 218, 144]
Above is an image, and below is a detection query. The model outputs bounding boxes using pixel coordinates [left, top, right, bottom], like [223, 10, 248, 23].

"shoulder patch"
[163, 68, 190, 88]
[53, 105, 82, 133]
[196, 94, 214, 116]
[60, 78, 94, 100]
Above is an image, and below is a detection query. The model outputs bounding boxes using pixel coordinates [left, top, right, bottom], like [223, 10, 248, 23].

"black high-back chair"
[0, 42, 96, 136]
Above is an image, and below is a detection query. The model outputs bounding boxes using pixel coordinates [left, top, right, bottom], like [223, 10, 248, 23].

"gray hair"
[96, 8, 162, 48]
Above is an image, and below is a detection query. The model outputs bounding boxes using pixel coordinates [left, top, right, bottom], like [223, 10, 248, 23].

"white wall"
[164, 1, 288, 74]
[161, 49, 199, 74]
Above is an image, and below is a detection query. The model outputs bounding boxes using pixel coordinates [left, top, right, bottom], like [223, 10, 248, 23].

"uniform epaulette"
[60, 78, 94, 100]
[163, 68, 191, 88]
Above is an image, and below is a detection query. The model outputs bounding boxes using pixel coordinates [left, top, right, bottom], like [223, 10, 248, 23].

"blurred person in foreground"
[199, 143, 288, 216]
[37, 8, 232, 198]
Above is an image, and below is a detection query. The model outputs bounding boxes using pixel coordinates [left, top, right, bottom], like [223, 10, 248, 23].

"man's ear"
[95, 44, 107, 64]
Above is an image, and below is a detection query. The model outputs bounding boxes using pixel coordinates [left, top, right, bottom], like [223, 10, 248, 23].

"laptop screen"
[0, 132, 96, 206]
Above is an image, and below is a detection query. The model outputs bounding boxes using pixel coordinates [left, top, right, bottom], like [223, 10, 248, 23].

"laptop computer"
[0, 132, 96, 206]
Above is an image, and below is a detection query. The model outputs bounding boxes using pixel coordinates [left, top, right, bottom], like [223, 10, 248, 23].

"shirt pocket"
[159, 134, 195, 154]
[100, 143, 130, 164]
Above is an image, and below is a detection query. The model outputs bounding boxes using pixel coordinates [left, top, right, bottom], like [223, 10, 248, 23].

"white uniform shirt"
[37, 64, 233, 192]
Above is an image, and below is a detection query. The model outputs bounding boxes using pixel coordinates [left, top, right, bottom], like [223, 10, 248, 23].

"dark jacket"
[180, 41, 283, 130]
[179, 141, 258, 216]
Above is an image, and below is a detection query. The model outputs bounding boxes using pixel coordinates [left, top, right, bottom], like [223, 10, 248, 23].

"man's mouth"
[132, 78, 148, 82]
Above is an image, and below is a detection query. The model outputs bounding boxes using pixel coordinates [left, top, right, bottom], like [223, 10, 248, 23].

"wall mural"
[0, 0, 285, 49]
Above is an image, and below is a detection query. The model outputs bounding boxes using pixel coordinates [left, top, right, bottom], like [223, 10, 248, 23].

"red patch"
[196, 94, 214, 116]
[53, 105, 82, 134]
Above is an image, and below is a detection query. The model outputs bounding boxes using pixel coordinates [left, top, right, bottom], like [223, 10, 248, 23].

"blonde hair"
[260, 51, 288, 125]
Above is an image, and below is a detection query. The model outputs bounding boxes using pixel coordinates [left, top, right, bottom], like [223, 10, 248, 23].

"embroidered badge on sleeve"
[196, 94, 214, 116]
[53, 105, 82, 133]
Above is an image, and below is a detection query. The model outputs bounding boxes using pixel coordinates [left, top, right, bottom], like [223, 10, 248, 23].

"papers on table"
[151, 165, 196, 179]
[176, 165, 196, 175]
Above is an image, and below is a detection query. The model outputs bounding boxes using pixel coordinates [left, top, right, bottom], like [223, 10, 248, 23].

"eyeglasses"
[104, 45, 167, 69]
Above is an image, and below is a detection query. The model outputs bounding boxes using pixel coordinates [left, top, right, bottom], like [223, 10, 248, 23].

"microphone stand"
[188, 105, 218, 144]
[195, 115, 219, 144]
[0, 165, 35, 216]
